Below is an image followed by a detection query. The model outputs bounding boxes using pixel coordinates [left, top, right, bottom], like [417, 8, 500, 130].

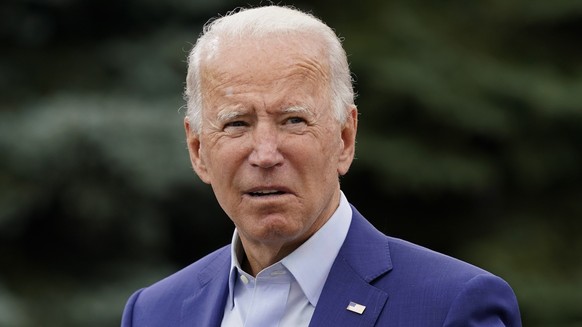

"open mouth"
[248, 190, 286, 197]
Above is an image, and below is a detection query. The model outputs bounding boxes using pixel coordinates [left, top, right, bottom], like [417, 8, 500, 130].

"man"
[122, 5, 521, 327]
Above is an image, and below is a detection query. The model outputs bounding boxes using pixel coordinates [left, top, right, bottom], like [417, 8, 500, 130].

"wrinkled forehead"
[199, 32, 331, 84]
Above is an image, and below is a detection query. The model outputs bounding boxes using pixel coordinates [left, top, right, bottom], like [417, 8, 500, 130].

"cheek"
[205, 140, 248, 181]
[290, 136, 339, 172]
[316, 131, 342, 158]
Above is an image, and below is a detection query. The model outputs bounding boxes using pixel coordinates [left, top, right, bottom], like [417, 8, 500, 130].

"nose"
[248, 123, 284, 168]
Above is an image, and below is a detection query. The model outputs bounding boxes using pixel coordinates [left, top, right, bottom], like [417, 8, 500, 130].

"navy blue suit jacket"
[122, 206, 521, 326]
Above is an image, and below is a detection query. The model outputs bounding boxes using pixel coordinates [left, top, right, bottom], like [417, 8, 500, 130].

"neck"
[239, 238, 301, 276]
[237, 190, 342, 276]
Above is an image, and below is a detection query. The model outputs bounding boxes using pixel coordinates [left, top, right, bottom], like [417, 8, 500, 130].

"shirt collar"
[225, 232, 244, 310]
[282, 191, 352, 306]
[225, 191, 352, 309]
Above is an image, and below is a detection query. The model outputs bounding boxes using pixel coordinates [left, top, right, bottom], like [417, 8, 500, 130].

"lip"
[243, 185, 293, 196]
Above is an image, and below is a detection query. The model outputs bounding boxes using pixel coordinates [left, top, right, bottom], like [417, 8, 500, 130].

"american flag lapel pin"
[346, 301, 366, 314]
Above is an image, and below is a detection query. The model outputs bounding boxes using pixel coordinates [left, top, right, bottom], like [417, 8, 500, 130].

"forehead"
[200, 33, 331, 92]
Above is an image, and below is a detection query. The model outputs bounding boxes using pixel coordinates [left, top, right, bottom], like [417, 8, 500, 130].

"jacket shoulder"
[376, 237, 520, 325]
[146, 244, 230, 295]
[122, 245, 231, 326]
[386, 236, 491, 281]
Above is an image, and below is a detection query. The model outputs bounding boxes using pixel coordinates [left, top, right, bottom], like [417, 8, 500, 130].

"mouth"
[245, 188, 290, 198]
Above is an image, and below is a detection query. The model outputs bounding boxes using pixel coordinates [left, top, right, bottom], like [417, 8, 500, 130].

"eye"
[285, 117, 306, 125]
[222, 120, 250, 135]
[224, 121, 248, 128]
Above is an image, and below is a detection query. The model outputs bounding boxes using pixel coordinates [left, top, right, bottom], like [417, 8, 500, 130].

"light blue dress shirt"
[220, 192, 353, 327]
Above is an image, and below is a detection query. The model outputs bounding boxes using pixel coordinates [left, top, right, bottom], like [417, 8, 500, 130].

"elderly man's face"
[185, 34, 357, 250]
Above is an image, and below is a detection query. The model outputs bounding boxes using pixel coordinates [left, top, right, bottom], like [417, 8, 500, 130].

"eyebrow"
[215, 105, 311, 123]
[282, 105, 311, 115]
[216, 108, 245, 123]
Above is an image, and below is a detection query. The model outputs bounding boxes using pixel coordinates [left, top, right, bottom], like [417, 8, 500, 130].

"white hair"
[184, 5, 355, 134]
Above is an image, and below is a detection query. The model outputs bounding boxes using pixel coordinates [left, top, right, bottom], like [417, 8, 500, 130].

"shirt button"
[240, 275, 249, 284]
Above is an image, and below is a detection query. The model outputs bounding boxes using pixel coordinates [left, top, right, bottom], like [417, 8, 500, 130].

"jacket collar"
[309, 205, 392, 326]
[180, 246, 231, 327]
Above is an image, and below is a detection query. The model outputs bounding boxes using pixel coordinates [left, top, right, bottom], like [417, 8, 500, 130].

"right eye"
[223, 121, 250, 135]
[224, 121, 248, 128]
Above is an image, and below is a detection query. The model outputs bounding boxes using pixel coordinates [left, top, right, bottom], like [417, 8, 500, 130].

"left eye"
[286, 117, 305, 124]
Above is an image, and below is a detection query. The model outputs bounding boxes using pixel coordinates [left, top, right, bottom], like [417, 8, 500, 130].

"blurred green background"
[1, 0, 581, 326]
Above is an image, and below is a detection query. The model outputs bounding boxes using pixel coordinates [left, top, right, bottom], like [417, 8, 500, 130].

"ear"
[337, 105, 358, 176]
[184, 118, 211, 184]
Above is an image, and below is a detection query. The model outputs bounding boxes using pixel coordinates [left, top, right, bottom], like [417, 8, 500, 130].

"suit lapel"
[310, 206, 392, 327]
[180, 247, 231, 327]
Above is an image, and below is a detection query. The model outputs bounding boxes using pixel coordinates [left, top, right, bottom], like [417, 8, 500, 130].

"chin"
[249, 221, 305, 244]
